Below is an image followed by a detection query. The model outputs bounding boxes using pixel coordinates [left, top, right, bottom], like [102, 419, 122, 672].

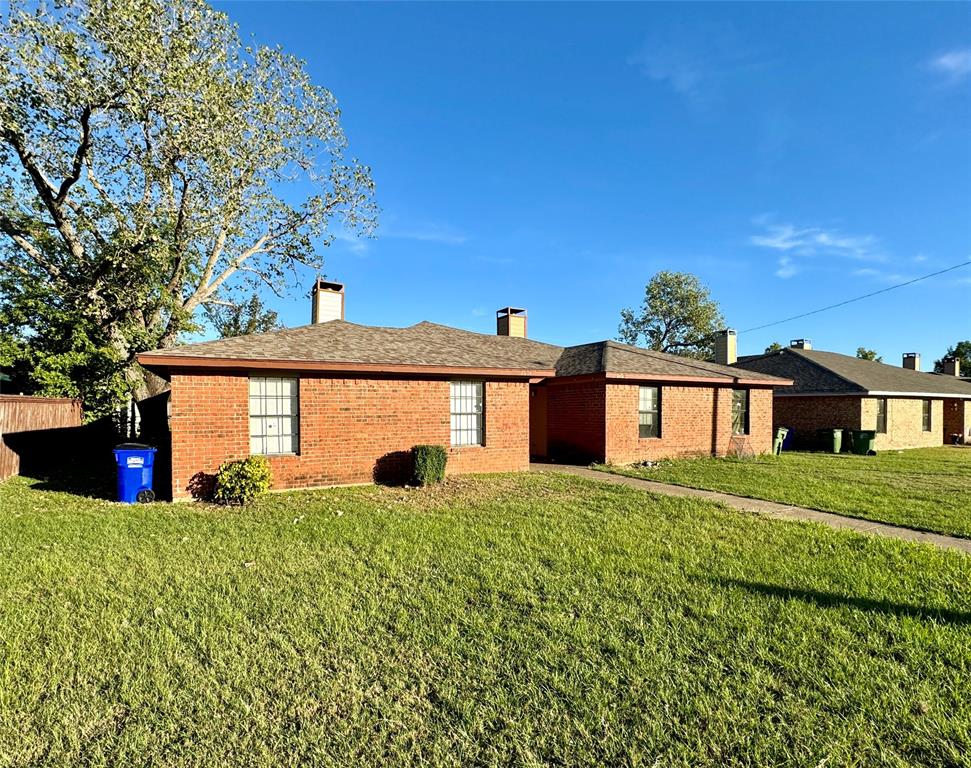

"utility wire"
[739, 259, 971, 335]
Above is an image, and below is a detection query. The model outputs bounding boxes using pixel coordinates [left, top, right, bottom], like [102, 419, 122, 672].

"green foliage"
[213, 455, 272, 505]
[205, 293, 280, 338]
[934, 340, 971, 374]
[617, 271, 725, 359]
[412, 444, 447, 486]
[0, 0, 376, 413]
[856, 347, 882, 362]
[764, 342, 783, 353]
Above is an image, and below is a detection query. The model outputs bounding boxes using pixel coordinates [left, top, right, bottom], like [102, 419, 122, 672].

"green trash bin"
[815, 428, 843, 453]
[853, 430, 877, 455]
[773, 427, 789, 455]
[842, 429, 855, 453]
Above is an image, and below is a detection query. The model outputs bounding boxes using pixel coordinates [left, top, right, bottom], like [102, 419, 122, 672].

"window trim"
[450, 380, 485, 447]
[731, 389, 750, 436]
[638, 386, 661, 439]
[922, 399, 932, 433]
[249, 376, 300, 456]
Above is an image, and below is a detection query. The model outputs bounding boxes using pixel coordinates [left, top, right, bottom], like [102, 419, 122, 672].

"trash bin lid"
[114, 442, 155, 451]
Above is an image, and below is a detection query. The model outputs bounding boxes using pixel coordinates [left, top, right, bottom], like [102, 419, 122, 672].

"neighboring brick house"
[137, 282, 788, 499]
[731, 342, 971, 450]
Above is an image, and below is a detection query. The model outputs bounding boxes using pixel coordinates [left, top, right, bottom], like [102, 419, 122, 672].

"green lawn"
[597, 447, 971, 540]
[1, 472, 970, 766]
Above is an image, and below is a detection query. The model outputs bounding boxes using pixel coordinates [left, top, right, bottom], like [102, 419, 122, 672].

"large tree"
[0, 0, 376, 416]
[934, 341, 971, 374]
[205, 293, 280, 339]
[856, 347, 882, 363]
[618, 271, 725, 358]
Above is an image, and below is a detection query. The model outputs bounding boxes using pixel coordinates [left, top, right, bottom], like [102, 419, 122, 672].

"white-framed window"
[732, 389, 750, 435]
[639, 386, 660, 438]
[922, 399, 932, 432]
[450, 380, 484, 446]
[249, 376, 299, 455]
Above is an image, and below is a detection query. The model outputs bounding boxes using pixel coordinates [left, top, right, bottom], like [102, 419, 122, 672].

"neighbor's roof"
[735, 347, 971, 398]
[138, 319, 789, 385]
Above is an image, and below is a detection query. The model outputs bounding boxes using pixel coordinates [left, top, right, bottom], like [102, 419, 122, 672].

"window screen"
[732, 389, 750, 435]
[249, 377, 299, 455]
[450, 381, 484, 446]
[876, 398, 887, 433]
[639, 386, 660, 438]
[922, 399, 932, 432]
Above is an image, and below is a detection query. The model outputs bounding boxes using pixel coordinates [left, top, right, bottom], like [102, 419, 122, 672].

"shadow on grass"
[21, 462, 115, 500]
[716, 577, 971, 625]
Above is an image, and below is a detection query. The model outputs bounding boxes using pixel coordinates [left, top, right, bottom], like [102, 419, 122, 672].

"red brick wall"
[943, 398, 970, 445]
[544, 379, 606, 462]
[772, 395, 863, 449]
[603, 384, 774, 464]
[168, 371, 529, 499]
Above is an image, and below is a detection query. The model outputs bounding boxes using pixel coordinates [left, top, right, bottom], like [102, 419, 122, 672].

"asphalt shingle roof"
[139, 320, 785, 383]
[735, 347, 971, 398]
[140, 320, 562, 372]
[557, 340, 782, 381]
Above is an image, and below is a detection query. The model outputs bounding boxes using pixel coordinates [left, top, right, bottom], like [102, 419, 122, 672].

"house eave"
[774, 389, 971, 400]
[136, 353, 555, 380]
[602, 371, 791, 386]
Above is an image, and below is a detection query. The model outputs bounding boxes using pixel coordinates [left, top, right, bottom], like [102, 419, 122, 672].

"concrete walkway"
[531, 463, 971, 555]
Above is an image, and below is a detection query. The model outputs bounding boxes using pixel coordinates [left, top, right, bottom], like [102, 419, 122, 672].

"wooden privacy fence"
[0, 396, 83, 481]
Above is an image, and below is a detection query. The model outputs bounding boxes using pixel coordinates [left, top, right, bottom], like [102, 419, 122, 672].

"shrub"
[412, 444, 447, 486]
[213, 455, 272, 505]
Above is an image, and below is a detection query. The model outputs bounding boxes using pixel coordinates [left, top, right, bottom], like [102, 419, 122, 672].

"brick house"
[137, 282, 788, 499]
[729, 340, 971, 450]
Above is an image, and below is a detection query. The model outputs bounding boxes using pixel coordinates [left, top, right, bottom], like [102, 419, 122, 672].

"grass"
[596, 447, 971, 540]
[1, 472, 970, 766]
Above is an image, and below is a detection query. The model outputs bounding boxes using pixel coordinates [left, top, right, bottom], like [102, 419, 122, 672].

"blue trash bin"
[113, 443, 157, 503]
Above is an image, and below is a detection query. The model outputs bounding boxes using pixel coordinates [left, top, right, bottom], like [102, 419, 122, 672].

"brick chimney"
[902, 352, 920, 371]
[311, 279, 344, 324]
[496, 307, 527, 338]
[942, 356, 961, 377]
[789, 339, 812, 350]
[714, 329, 737, 365]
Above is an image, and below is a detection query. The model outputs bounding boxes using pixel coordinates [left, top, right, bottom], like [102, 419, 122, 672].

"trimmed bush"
[412, 444, 447, 486]
[213, 455, 272, 505]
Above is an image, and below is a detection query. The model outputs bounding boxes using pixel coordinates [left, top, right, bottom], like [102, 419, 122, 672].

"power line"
[740, 259, 971, 335]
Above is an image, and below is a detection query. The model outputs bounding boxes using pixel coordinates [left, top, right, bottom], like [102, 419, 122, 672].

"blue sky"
[220, 1, 970, 367]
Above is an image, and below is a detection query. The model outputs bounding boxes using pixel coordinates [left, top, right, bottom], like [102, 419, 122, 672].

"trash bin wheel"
[136, 489, 156, 504]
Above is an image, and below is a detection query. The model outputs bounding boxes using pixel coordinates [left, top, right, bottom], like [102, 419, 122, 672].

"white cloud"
[332, 231, 369, 255]
[382, 224, 468, 246]
[750, 218, 880, 262]
[928, 49, 971, 83]
[775, 256, 797, 279]
[629, 24, 767, 109]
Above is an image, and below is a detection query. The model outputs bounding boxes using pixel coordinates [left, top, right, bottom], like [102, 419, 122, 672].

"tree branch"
[54, 105, 93, 204]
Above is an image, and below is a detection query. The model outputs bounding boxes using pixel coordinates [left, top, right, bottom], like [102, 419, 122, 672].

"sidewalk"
[531, 463, 971, 555]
